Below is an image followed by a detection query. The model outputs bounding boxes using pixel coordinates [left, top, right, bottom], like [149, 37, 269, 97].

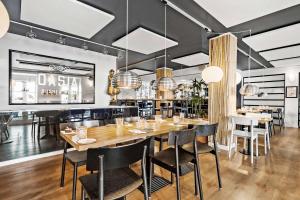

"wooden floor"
[0, 127, 300, 200]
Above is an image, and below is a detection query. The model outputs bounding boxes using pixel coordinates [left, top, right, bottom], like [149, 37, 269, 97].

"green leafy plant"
[190, 78, 207, 118]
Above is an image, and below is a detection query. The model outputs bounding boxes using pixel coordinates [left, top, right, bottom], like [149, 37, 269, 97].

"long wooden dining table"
[60, 118, 209, 152]
[60, 118, 209, 193]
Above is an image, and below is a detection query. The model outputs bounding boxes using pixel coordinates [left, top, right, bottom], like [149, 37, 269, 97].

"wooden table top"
[61, 118, 209, 151]
[231, 113, 272, 123]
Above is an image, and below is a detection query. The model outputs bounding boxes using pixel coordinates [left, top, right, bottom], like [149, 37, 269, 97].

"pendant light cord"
[164, 3, 167, 72]
[126, 0, 129, 72]
[248, 29, 252, 79]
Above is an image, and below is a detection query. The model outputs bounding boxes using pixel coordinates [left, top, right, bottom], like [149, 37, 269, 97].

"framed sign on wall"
[9, 50, 95, 105]
[286, 86, 298, 98]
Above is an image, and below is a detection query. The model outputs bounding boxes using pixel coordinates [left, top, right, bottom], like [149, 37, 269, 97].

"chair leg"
[235, 136, 238, 152]
[267, 132, 271, 150]
[149, 163, 153, 198]
[175, 167, 181, 200]
[60, 155, 67, 187]
[228, 133, 233, 159]
[256, 138, 258, 158]
[81, 185, 85, 200]
[159, 138, 163, 151]
[195, 159, 204, 200]
[214, 151, 222, 189]
[250, 139, 254, 164]
[194, 165, 199, 195]
[264, 134, 267, 155]
[72, 163, 78, 200]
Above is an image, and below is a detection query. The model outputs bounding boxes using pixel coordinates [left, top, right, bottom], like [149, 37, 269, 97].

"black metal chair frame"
[80, 137, 152, 200]
[186, 124, 222, 190]
[149, 127, 203, 200]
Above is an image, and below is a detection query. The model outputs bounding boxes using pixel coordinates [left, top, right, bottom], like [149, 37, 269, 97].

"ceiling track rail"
[10, 20, 125, 52]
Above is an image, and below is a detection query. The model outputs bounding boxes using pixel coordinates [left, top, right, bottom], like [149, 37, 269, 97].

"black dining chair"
[35, 110, 62, 140]
[0, 113, 13, 143]
[182, 123, 222, 191]
[149, 127, 203, 200]
[79, 137, 152, 200]
[59, 122, 87, 200]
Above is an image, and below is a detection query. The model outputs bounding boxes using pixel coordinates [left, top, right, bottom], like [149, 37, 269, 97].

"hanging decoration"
[112, 0, 141, 89]
[157, 2, 177, 91]
[0, 1, 9, 38]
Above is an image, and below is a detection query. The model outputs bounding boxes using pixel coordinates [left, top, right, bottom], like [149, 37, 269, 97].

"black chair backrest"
[168, 127, 196, 146]
[86, 137, 152, 171]
[194, 123, 218, 137]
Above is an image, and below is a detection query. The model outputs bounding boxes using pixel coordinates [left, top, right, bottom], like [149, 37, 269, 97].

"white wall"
[0, 33, 116, 110]
[242, 67, 300, 128]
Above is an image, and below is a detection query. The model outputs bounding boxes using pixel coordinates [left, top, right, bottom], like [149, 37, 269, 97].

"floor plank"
[0, 127, 299, 200]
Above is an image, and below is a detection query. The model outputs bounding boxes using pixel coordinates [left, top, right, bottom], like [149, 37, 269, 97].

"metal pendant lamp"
[240, 30, 259, 96]
[112, 0, 141, 90]
[0, 0, 10, 38]
[157, 3, 177, 92]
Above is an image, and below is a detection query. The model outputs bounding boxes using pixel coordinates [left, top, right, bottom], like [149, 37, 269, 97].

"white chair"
[246, 113, 271, 154]
[82, 120, 99, 128]
[229, 116, 259, 164]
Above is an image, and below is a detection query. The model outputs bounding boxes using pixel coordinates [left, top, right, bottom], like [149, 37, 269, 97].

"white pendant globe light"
[0, 1, 10, 38]
[157, 2, 177, 92]
[202, 66, 223, 84]
[236, 70, 242, 85]
[112, 0, 141, 90]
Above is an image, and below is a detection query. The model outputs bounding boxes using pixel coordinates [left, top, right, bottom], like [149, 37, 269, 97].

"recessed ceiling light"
[242, 23, 300, 51]
[21, 0, 115, 38]
[270, 57, 300, 68]
[193, 0, 300, 27]
[260, 45, 300, 61]
[171, 53, 208, 66]
[112, 27, 178, 55]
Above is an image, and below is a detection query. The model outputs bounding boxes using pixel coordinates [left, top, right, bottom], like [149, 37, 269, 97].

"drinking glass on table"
[115, 117, 124, 127]
[179, 112, 185, 119]
[76, 126, 87, 139]
[155, 115, 162, 122]
[173, 116, 180, 125]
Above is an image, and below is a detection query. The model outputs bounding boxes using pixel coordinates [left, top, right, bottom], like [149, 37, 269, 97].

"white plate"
[77, 138, 96, 145]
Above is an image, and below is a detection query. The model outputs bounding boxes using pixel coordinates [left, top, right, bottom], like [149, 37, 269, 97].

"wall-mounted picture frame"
[286, 86, 298, 98]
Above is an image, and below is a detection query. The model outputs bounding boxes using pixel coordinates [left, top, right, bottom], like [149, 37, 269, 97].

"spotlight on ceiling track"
[25, 27, 37, 39]
[56, 35, 66, 45]
[103, 48, 109, 55]
[81, 42, 88, 50]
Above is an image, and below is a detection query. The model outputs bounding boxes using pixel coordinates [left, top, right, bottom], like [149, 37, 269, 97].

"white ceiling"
[260, 45, 300, 61]
[112, 27, 178, 55]
[171, 52, 208, 66]
[242, 23, 300, 51]
[21, 0, 115, 38]
[193, 0, 300, 27]
[270, 57, 300, 68]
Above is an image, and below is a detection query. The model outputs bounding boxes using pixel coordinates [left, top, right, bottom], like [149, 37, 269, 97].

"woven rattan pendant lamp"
[112, 0, 141, 89]
[157, 2, 177, 92]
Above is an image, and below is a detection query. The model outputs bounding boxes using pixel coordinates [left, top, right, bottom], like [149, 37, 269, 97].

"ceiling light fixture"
[0, 1, 10, 38]
[25, 27, 37, 39]
[81, 42, 88, 50]
[112, 0, 141, 90]
[157, 2, 177, 92]
[56, 35, 66, 45]
[240, 30, 259, 96]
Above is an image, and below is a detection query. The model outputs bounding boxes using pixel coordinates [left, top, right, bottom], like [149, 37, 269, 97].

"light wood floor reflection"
[0, 127, 299, 200]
